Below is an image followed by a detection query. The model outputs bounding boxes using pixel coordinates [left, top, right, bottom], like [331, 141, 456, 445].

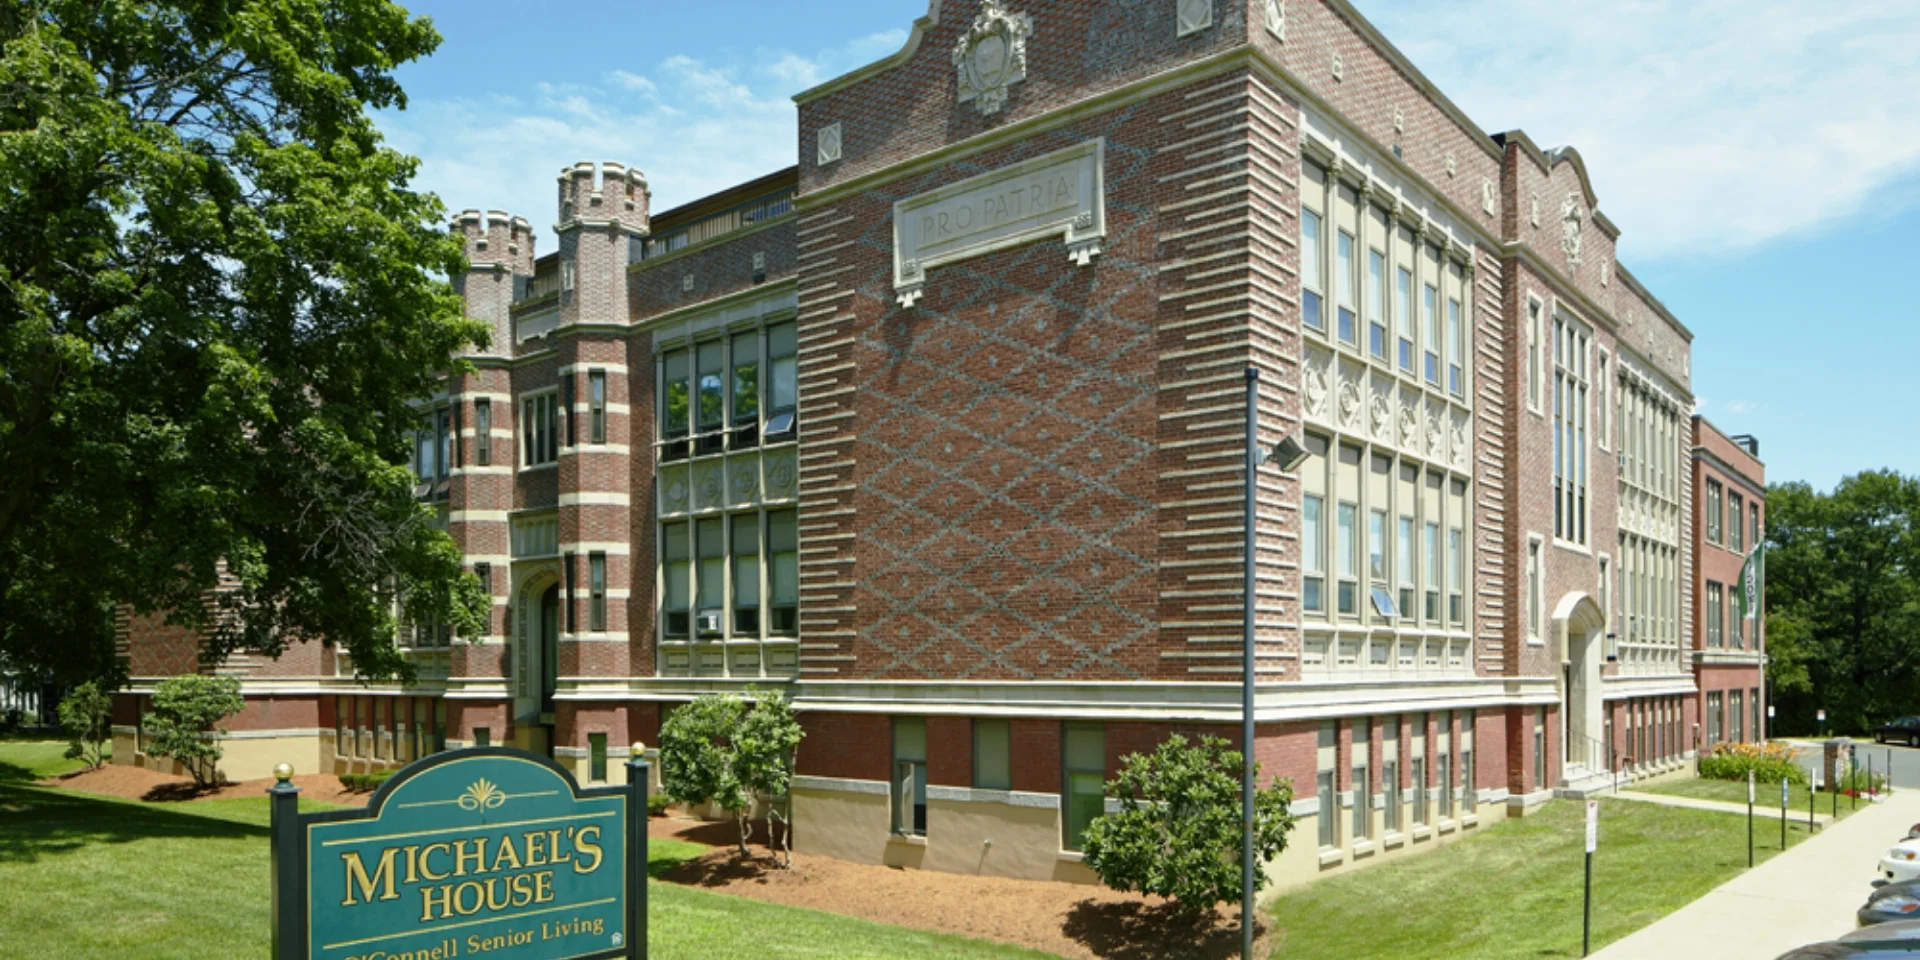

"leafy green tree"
[57, 679, 114, 770]
[0, 0, 489, 685]
[1764, 472, 1920, 735]
[1081, 733, 1297, 916]
[658, 687, 804, 861]
[145, 673, 244, 788]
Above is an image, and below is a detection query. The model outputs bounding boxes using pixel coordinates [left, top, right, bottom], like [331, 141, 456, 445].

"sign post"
[1747, 770, 1755, 868]
[1583, 799, 1597, 958]
[1810, 766, 1819, 832]
[269, 747, 647, 960]
[1780, 778, 1788, 850]
[1819, 709, 1827, 739]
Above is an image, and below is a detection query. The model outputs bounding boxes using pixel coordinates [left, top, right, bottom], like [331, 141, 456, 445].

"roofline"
[1615, 264, 1694, 342]
[649, 166, 798, 233]
[1693, 414, 1766, 474]
[794, 0, 945, 104]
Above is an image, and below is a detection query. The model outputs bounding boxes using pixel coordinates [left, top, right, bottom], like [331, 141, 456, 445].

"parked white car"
[1882, 839, 1920, 883]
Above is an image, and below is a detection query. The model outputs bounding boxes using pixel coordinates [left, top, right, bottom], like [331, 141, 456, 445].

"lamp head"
[1263, 435, 1310, 472]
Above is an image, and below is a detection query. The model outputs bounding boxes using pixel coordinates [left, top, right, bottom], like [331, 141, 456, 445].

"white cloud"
[1360, 0, 1920, 262]
[375, 28, 906, 248]
[1723, 400, 1763, 415]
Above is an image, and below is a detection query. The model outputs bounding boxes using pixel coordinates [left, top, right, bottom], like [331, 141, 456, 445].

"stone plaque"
[893, 138, 1106, 308]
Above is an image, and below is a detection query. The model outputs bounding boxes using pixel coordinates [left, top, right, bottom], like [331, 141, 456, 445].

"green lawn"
[1268, 798, 1823, 960]
[0, 737, 106, 781]
[1637, 776, 1860, 822]
[0, 741, 1058, 960]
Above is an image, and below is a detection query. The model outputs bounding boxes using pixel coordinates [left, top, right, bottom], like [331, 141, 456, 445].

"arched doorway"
[1554, 593, 1608, 781]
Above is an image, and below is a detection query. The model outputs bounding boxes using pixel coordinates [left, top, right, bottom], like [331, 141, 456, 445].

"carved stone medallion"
[1399, 405, 1419, 448]
[1302, 364, 1329, 418]
[1426, 413, 1444, 457]
[954, 0, 1033, 117]
[1450, 422, 1468, 468]
[1369, 394, 1391, 438]
[1337, 380, 1361, 427]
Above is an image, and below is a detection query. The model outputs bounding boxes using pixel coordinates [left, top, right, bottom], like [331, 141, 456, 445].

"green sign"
[270, 747, 647, 960]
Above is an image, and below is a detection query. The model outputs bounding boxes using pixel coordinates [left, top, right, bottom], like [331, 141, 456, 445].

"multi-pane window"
[1422, 280, 1439, 384]
[973, 719, 1011, 791]
[1318, 721, 1338, 847]
[1369, 508, 1388, 591]
[1424, 520, 1441, 623]
[522, 392, 558, 466]
[1446, 294, 1463, 396]
[1706, 480, 1723, 543]
[1533, 707, 1546, 790]
[1302, 434, 1328, 616]
[1337, 499, 1358, 617]
[1351, 716, 1371, 841]
[1447, 526, 1464, 626]
[474, 398, 492, 467]
[1705, 582, 1722, 648]
[1730, 690, 1745, 743]
[1526, 300, 1543, 411]
[1707, 692, 1723, 744]
[1301, 208, 1325, 332]
[1552, 316, 1589, 544]
[1382, 716, 1400, 833]
[1729, 492, 1745, 552]
[588, 553, 607, 632]
[1595, 353, 1609, 448]
[589, 733, 608, 783]
[659, 509, 798, 642]
[1397, 515, 1416, 623]
[892, 717, 927, 837]
[1462, 710, 1476, 813]
[1410, 715, 1428, 827]
[1396, 266, 1414, 372]
[1437, 713, 1453, 820]
[413, 408, 453, 483]
[658, 323, 797, 461]
[1527, 538, 1543, 641]
[1368, 249, 1387, 359]
[1336, 228, 1357, 345]
[1063, 723, 1105, 851]
[588, 371, 607, 444]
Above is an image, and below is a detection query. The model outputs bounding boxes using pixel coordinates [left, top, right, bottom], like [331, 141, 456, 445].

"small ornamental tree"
[658, 687, 804, 862]
[1081, 734, 1297, 916]
[144, 674, 245, 788]
[58, 680, 115, 770]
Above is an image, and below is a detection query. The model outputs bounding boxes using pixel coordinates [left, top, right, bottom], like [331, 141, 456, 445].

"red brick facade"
[116, 0, 1745, 886]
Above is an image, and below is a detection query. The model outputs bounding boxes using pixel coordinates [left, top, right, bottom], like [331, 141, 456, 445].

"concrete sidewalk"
[1590, 788, 1920, 960]
[1616, 789, 1836, 827]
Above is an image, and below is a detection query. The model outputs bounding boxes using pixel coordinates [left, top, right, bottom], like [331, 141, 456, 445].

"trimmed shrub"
[340, 769, 398, 793]
[145, 675, 244, 788]
[1699, 741, 1807, 786]
[59, 681, 114, 770]
[647, 793, 672, 817]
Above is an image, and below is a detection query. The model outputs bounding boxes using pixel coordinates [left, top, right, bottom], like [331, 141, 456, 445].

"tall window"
[658, 323, 798, 461]
[1422, 280, 1439, 384]
[892, 717, 927, 837]
[1705, 581, 1723, 648]
[589, 733, 608, 783]
[1446, 295, 1463, 396]
[1336, 229, 1357, 345]
[1447, 526, 1464, 626]
[1063, 723, 1105, 851]
[1526, 300, 1542, 411]
[1368, 509, 1388, 593]
[1351, 716, 1371, 841]
[1707, 692, 1723, 744]
[973, 719, 1012, 790]
[1301, 209, 1325, 332]
[1729, 492, 1745, 552]
[1461, 710, 1476, 813]
[1368, 249, 1387, 359]
[1437, 713, 1453, 820]
[1410, 715, 1428, 828]
[1382, 716, 1400, 833]
[1527, 538, 1543, 641]
[1533, 707, 1546, 790]
[522, 392, 558, 466]
[1552, 316, 1589, 544]
[1706, 480, 1722, 544]
[1337, 500, 1358, 616]
[1730, 690, 1745, 742]
[1396, 266, 1414, 371]
[1397, 515, 1416, 623]
[1595, 352, 1609, 447]
[1424, 520, 1440, 623]
[1318, 721, 1338, 847]
[474, 398, 492, 467]
[588, 553, 607, 631]
[1303, 494, 1326, 615]
[588, 371, 607, 444]
[660, 510, 797, 642]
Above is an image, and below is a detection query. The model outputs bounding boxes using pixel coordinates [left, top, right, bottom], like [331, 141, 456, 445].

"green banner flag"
[1737, 544, 1764, 622]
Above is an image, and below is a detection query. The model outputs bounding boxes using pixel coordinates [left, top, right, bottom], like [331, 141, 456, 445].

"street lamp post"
[1242, 367, 1307, 959]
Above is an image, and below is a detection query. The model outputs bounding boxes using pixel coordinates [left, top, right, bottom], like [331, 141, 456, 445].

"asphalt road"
[1788, 739, 1920, 791]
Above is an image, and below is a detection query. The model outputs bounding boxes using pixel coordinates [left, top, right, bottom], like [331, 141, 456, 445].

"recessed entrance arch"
[1553, 592, 1607, 780]
[511, 568, 561, 756]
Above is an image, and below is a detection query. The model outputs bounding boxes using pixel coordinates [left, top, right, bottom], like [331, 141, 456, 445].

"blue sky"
[377, 1, 1920, 492]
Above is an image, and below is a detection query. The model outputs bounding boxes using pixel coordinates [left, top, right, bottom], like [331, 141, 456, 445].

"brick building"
[114, 0, 1750, 892]
[1691, 418, 1767, 748]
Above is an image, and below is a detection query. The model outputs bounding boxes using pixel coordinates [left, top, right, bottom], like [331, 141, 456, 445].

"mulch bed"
[36, 767, 1263, 959]
[658, 845, 1268, 960]
[44, 763, 368, 807]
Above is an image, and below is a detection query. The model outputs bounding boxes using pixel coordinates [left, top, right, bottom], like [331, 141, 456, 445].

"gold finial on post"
[631, 741, 646, 758]
[273, 762, 294, 784]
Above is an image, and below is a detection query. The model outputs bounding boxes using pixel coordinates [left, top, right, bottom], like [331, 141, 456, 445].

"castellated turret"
[451, 209, 535, 358]
[555, 161, 650, 329]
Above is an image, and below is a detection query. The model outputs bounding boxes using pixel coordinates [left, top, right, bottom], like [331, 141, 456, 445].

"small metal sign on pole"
[1810, 765, 1819, 832]
[269, 747, 649, 960]
[1583, 799, 1598, 958]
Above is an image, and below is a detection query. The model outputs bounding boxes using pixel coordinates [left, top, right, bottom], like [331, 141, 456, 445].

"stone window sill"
[889, 833, 927, 847]
[1317, 847, 1345, 867]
